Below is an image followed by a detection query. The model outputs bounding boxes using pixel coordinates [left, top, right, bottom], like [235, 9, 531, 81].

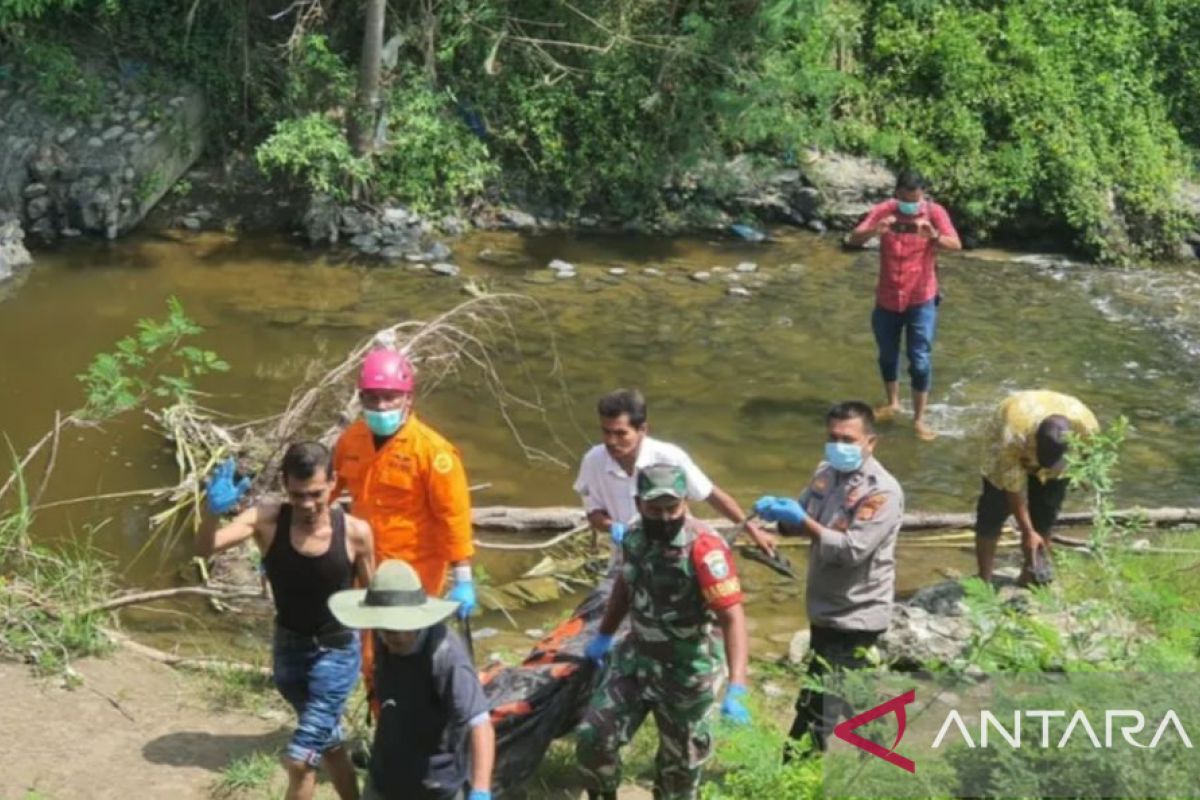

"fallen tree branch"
[85, 586, 264, 616]
[468, 505, 1200, 535]
[475, 523, 589, 551]
[104, 628, 271, 678]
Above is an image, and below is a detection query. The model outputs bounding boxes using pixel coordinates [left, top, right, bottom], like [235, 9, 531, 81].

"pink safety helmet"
[358, 350, 415, 392]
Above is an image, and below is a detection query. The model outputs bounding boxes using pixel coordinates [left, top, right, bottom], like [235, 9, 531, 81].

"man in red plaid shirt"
[847, 171, 962, 441]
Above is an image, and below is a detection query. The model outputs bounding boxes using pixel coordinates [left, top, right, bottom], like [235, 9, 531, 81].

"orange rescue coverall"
[332, 413, 474, 699]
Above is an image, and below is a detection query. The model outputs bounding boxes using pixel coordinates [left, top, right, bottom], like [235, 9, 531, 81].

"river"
[2, 228, 1198, 659]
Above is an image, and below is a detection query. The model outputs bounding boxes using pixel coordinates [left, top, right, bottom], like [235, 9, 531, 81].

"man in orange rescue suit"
[332, 349, 476, 698]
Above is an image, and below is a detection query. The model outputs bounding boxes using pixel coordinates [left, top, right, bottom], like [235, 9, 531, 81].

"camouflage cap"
[637, 463, 688, 501]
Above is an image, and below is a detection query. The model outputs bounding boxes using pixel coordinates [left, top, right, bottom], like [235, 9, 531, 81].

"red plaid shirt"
[855, 199, 959, 312]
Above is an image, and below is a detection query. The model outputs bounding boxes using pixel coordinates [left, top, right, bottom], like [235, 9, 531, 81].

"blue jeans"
[871, 298, 938, 393]
[272, 627, 361, 767]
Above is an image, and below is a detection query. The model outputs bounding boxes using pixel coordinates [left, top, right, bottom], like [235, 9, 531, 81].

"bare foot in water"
[914, 419, 938, 441]
[874, 404, 902, 422]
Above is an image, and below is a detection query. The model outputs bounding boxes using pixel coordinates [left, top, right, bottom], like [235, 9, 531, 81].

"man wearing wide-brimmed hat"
[330, 560, 495, 800]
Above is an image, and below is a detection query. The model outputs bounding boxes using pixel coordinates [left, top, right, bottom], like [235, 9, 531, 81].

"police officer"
[754, 401, 903, 751]
[577, 463, 751, 800]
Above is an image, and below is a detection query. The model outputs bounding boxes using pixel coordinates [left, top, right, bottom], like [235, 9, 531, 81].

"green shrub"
[373, 76, 497, 212]
[255, 113, 371, 200]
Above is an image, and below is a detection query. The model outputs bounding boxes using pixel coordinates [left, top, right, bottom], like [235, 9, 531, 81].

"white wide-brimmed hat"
[329, 560, 459, 631]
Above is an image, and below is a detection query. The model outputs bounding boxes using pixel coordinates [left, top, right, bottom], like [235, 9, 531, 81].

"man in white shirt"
[574, 388, 776, 556]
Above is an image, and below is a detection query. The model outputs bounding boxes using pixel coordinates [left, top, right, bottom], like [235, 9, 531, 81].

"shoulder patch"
[433, 452, 455, 475]
[702, 548, 730, 580]
[857, 493, 887, 521]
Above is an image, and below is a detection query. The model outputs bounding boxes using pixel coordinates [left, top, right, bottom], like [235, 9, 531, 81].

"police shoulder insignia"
[857, 493, 887, 521]
[433, 452, 455, 474]
[703, 548, 730, 580]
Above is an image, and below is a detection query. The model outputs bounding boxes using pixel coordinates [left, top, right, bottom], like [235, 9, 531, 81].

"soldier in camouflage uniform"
[576, 463, 751, 800]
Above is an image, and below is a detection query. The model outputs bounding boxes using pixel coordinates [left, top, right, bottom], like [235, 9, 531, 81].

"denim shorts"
[272, 626, 361, 767]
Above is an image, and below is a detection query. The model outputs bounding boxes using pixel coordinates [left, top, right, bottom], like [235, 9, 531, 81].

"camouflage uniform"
[576, 517, 742, 800]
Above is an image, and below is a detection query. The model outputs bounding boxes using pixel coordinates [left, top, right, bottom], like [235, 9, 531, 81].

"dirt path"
[1, 650, 288, 800]
[1, 649, 655, 800]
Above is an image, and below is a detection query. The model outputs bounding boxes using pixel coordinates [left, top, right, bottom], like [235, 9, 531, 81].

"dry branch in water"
[146, 293, 579, 540]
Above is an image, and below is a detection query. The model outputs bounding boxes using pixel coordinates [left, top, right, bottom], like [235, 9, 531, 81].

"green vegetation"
[2, 0, 1198, 259]
[210, 750, 278, 799]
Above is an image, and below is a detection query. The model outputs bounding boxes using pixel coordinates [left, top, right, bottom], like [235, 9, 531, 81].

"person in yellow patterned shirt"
[974, 390, 1098, 584]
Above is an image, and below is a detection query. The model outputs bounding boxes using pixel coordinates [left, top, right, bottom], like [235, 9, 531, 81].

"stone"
[123, 167, 136, 183]
[61, 227, 81, 237]
[181, 216, 202, 231]
[807, 218, 828, 234]
[524, 628, 545, 640]
[735, 261, 758, 273]
[690, 271, 712, 283]
[55, 127, 77, 145]
[790, 185, 822, 217]
[607, 267, 627, 276]
[642, 267, 664, 277]
[22, 183, 48, 199]
[548, 258, 575, 272]
[25, 195, 52, 220]
[788, 630, 811, 664]
[727, 286, 752, 298]
[87, 136, 104, 148]
[382, 206, 412, 226]
[499, 208, 538, 230]
[339, 207, 374, 236]
[349, 233, 379, 250]
[554, 268, 577, 279]
[0, 212, 33, 281]
[425, 241, 452, 261]
[121, 131, 140, 145]
[379, 245, 408, 262]
[101, 125, 125, 142]
[430, 262, 460, 277]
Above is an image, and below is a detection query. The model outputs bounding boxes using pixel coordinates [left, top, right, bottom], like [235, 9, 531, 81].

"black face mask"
[642, 515, 685, 542]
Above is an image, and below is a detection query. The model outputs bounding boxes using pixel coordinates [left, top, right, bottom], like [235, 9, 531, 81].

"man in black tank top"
[200, 442, 375, 800]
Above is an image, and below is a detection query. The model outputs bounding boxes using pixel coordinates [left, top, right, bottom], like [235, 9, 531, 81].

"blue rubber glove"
[205, 458, 251, 515]
[610, 521, 626, 546]
[448, 579, 477, 619]
[721, 683, 751, 725]
[467, 791, 491, 800]
[584, 633, 615, 667]
[753, 495, 807, 526]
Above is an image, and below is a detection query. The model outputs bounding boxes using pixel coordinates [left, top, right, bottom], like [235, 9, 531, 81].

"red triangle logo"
[832, 688, 917, 773]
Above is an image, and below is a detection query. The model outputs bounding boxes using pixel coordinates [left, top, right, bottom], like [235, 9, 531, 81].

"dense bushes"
[2, 0, 1198, 259]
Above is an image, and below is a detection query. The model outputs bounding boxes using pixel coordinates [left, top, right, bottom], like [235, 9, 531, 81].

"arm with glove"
[197, 458, 266, 557]
[715, 603, 751, 726]
[583, 573, 631, 669]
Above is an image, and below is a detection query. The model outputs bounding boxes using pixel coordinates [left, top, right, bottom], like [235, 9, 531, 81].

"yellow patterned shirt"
[981, 391, 1099, 493]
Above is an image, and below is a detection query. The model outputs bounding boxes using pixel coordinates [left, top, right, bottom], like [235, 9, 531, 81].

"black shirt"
[369, 624, 489, 799]
[263, 505, 353, 635]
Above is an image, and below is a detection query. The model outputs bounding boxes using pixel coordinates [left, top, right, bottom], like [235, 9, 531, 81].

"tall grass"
[0, 457, 115, 679]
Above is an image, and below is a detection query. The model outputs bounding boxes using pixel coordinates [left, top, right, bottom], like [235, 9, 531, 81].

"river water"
[2, 228, 1198, 658]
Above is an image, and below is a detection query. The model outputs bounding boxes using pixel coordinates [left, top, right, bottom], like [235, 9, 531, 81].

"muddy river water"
[3, 228, 1198, 658]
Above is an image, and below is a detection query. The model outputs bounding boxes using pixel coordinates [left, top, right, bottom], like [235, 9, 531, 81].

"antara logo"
[833, 688, 917, 773]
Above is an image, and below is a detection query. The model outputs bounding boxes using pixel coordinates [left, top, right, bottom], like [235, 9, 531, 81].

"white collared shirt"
[572, 435, 714, 526]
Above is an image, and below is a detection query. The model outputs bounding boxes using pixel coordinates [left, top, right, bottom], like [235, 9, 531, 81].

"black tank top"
[264, 505, 353, 635]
